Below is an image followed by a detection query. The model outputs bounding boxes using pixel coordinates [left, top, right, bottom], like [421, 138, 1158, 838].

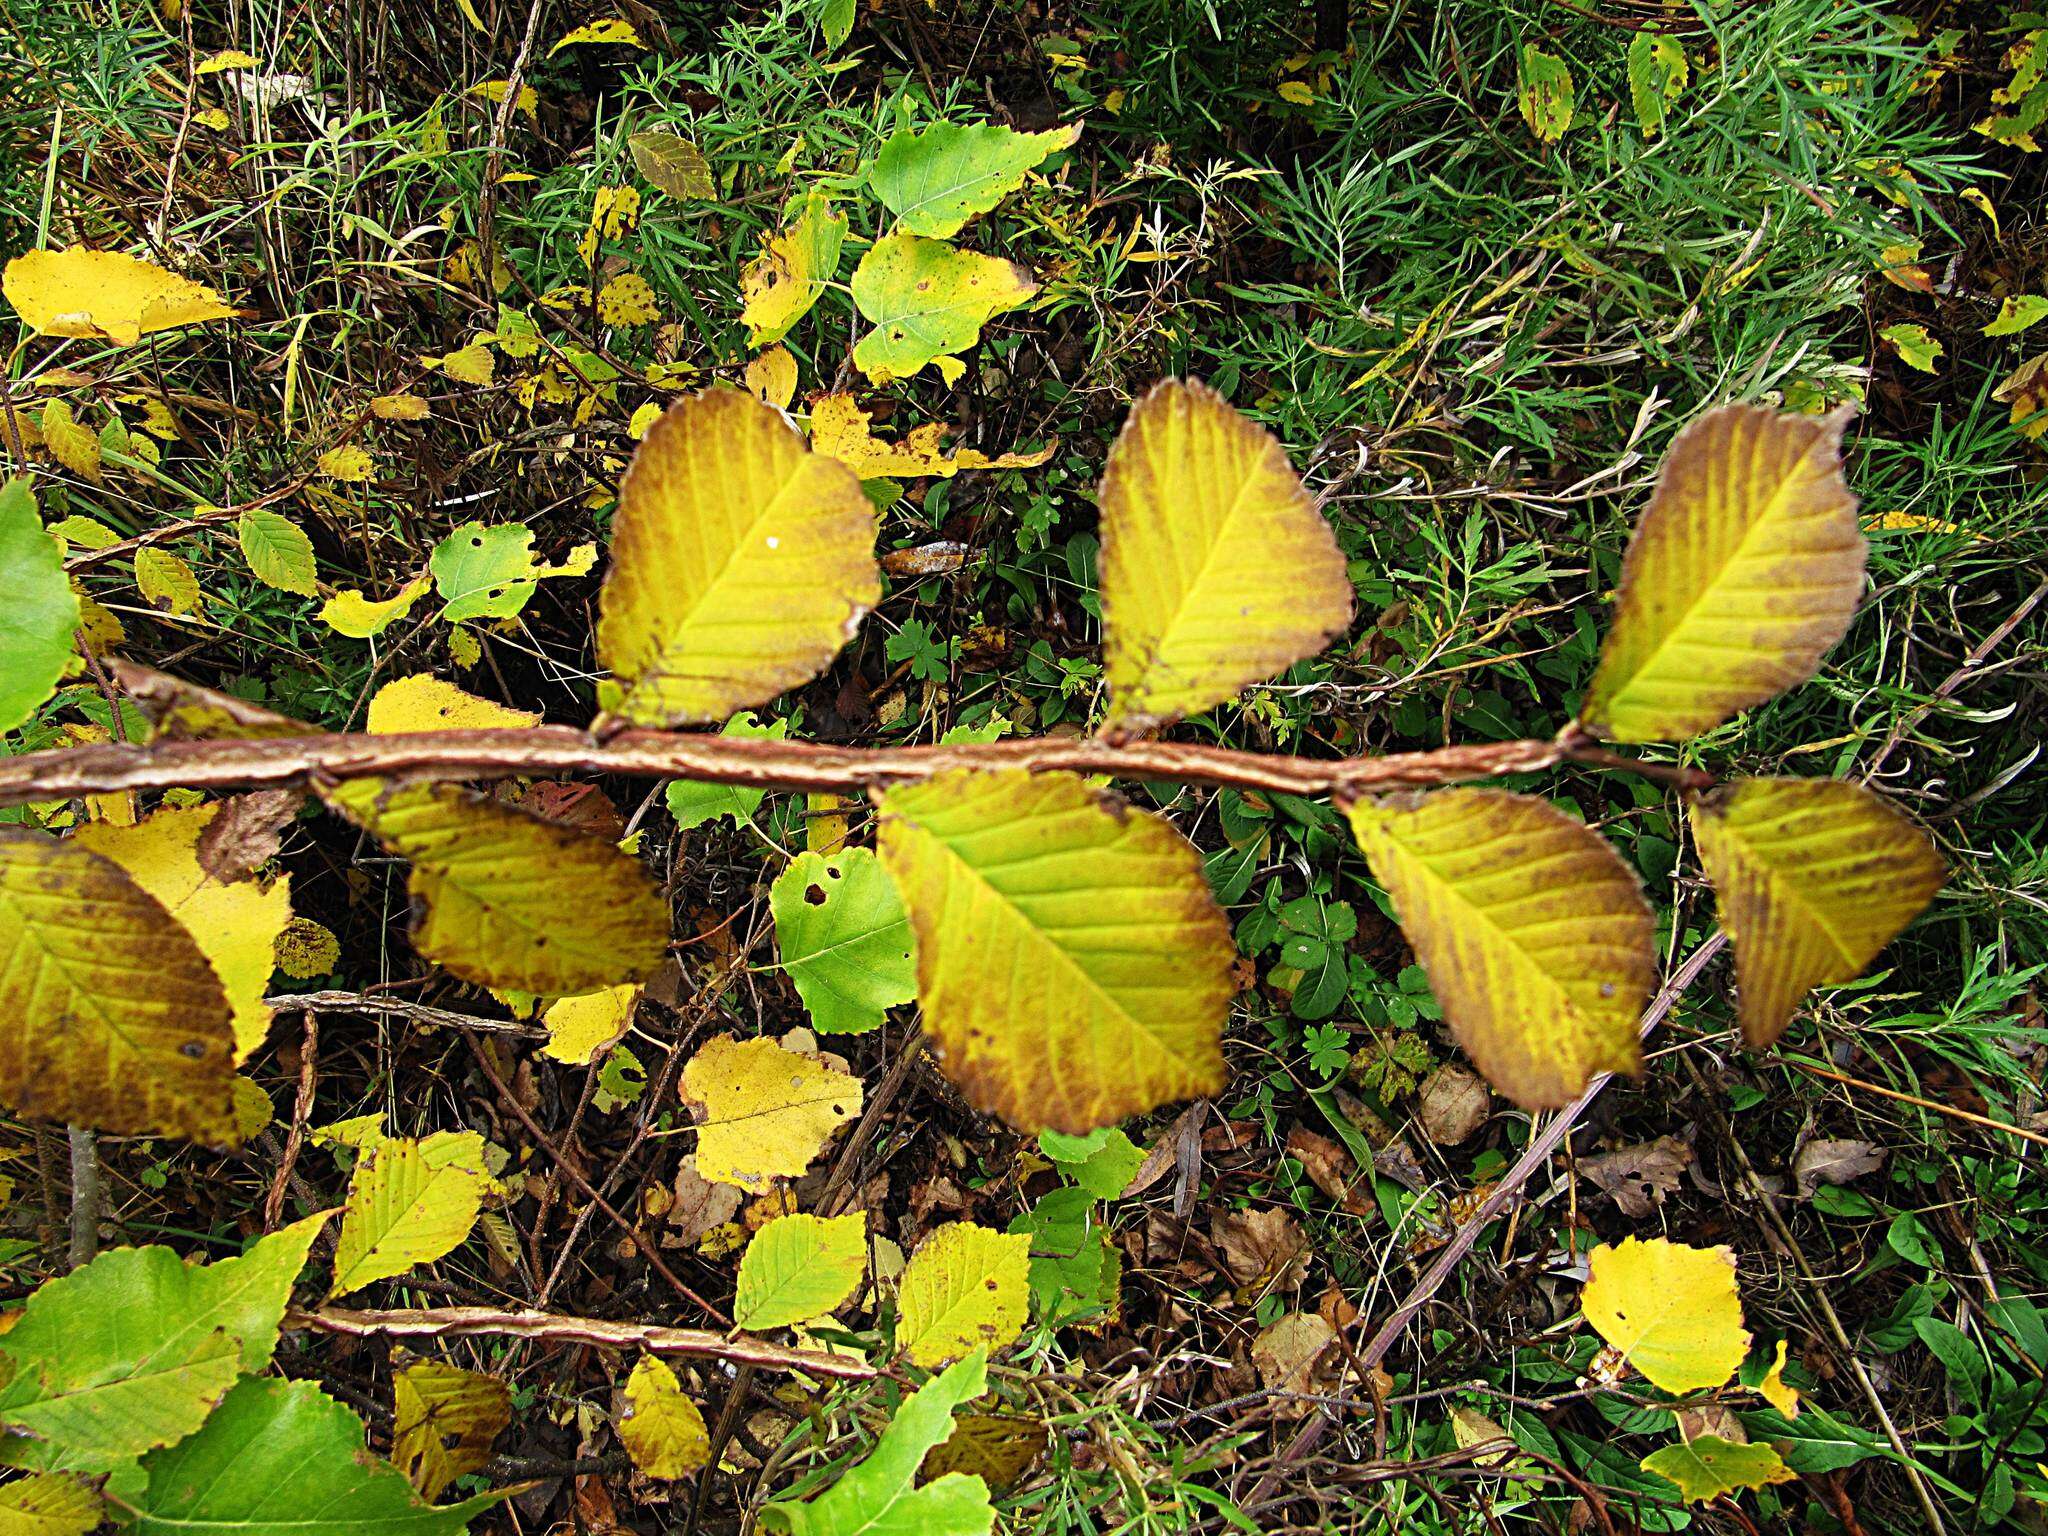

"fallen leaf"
[1251, 1312, 1338, 1412]
[1582, 1236, 1750, 1394]
[1578, 1135, 1692, 1218]
[1417, 1064, 1490, 1145]
[4, 247, 238, 346]
[617, 1355, 708, 1479]
[1792, 1137, 1884, 1198]
[681, 1034, 862, 1192]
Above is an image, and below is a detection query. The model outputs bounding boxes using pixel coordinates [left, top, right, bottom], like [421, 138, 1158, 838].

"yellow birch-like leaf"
[1345, 790, 1652, 1110]
[1582, 1236, 1751, 1394]
[4, 248, 237, 346]
[391, 1361, 512, 1500]
[0, 1472, 104, 1536]
[135, 548, 203, 616]
[325, 782, 667, 995]
[549, 16, 643, 52]
[1582, 404, 1864, 743]
[274, 916, 339, 978]
[76, 803, 292, 1063]
[680, 1034, 862, 1192]
[540, 983, 640, 1065]
[1641, 1437, 1797, 1503]
[896, 1221, 1030, 1367]
[1759, 1339, 1801, 1418]
[596, 385, 879, 727]
[366, 674, 539, 734]
[0, 829, 237, 1142]
[734, 1212, 868, 1330]
[330, 1135, 492, 1297]
[877, 768, 1231, 1134]
[617, 1355, 708, 1479]
[40, 402, 102, 484]
[1688, 777, 1944, 1047]
[1098, 380, 1351, 730]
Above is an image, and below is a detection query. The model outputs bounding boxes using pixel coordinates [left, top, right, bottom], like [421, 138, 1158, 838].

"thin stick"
[263, 1010, 319, 1230]
[1791, 1061, 2048, 1150]
[66, 1125, 98, 1269]
[291, 1305, 876, 1380]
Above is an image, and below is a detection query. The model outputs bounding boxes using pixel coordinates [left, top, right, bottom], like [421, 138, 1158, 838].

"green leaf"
[1984, 294, 2048, 336]
[237, 509, 319, 597]
[1640, 1436, 1797, 1503]
[734, 1212, 868, 1330]
[770, 847, 916, 1035]
[819, 0, 855, 49]
[1517, 45, 1573, 143]
[1038, 1127, 1144, 1200]
[759, 1350, 993, 1536]
[0, 478, 79, 733]
[429, 522, 594, 625]
[0, 1215, 329, 1474]
[1625, 32, 1687, 138]
[878, 769, 1232, 1134]
[869, 122, 1079, 238]
[1007, 1186, 1121, 1327]
[850, 233, 1037, 386]
[130, 1377, 507, 1536]
[666, 712, 788, 830]
[1880, 322, 1942, 374]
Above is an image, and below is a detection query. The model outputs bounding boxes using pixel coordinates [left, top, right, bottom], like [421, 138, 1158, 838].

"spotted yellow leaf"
[877, 769, 1231, 1134]
[597, 272, 659, 327]
[540, 983, 640, 1065]
[317, 445, 375, 482]
[1689, 777, 1943, 1047]
[1097, 379, 1350, 729]
[740, 191, 847, 348]
[3, 247, 237, 346]
[746, 345, 798, 411]
[1641, 1436, 1796, 1503]
[392, 1361, 510, 1500]
[681, 1034, 861, 1192]
[366, 674, 539, 734]
[850, 231, 1035, 385]
[1583, 1236, 1750, 1394]
[1582, 404, 1863, 743]
[809, 393, 1052, 481]
[617, 1355, 707, 1479]
[1345, 789, 1652, 1110]
[135, 548, 203, 616]
[896, 1221, 1030, 1367]
[596, 385, 879, 727]
[0, 1472, 102, 1535]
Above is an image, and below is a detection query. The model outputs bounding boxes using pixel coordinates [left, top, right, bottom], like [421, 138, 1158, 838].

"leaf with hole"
[1581, 404, 1863, 743]
[1689, 777, 1943, 1047]
[598, 387, 878, 727]
[850, 233, 1036, 386]
[430, 523, 595, 625]
[740, 191, 848, 348]
[1626, 32, 1687, 137]
[878, 769, 1231, 1133]
[770, 847, 915, 1036]
[1097, 379, 1351, 730]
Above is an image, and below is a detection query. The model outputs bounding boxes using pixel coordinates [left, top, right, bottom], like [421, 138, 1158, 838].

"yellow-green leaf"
[540, 983, 639, 1065]
[320, 576, 431, 639]
[549, 16, 643, 52]
[1881, 322, 1943, 373]
[1626, 32, 1687, 138]
[0, 829, 237, 1142]
[850, 232, 1036, 385]
[391, 1361, 511, 1500]
[1641, 1436, 1797, 1503]
[135, 547, 203, 616]
[679, 1034, 862, 1192]
[877, 768, 1229, 1133]
[366, 674, 538, 734]
[275, 916, 340, 977]
[734, 1212, 868, 1330]
[330, 1134, 493, 1297]
[1582, 404, 1863, 743]
[1583, 1236, 1750, 1394]
[896, 1221, 1030, 1367]
[3, 247, 237, 347]
[1689, 777, 1943, 1047]
[740, 191, 847, 348]
[1097, 379, 1351, 729]
[1517, 45, 1574, 142]
[1345, 790, 1652, 1110]
[75, 802, 293, 1063]
[0, 1472, 103, 1536]
[596, 385, 879, 727]
[325, 782, 668, 995]
[869, 121, 1079, 238]
[1985, 293, 2048, 336]
[237, 509, 319, 597]
[617, 1355, 708, 1479]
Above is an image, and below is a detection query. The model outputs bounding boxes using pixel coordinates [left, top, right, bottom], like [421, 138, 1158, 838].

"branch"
[0, 722, 1565, 807]
[289, 1305, 878, 1380]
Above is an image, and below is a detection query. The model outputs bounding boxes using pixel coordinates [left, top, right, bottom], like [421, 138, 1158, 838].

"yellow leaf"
[0, 829, 238, 1142]
[1581, 405, 1863, 743]
[1277, 80, 1315, 105]
[617, 1355, 707, 1479]
[1641, 1436, 1797, 1503]
[468, 79, 538, 123]
[734, 1211, 867, 1329]
[134, 548, 204, 616]
[274, 915, 340, 978]
[392, 1361, 511, 1499]
[680, 1033, 862, 1192]
[628, 401, 664, 439]
[437, 345, 495, 386]
[549, 16, 644, 53]
[596, 385, 879, 728]
[320, 575, 431, 638]
[317, 445, 375, 482]
[3, 248, 237, 346]
[75, 803, 292, 1063]
[366, 674, 539, 734]
[1689, 778, 1943, 1047]
[1345, 790, 1653, 1109]
[231, 1076, 273, 1142]
[896, 1221, 1030, 1366]
[330, 1133, 493, 1296]
[877, 769, 1230, 1133]
[372, 394, 432, 421]
[850, 231, 1036, 384]
[1583, 1236, 1750, 1394]
[740, 191, 847, 348]
[1758, 1339, 1800, 1418]
[746, 345, 798, 411]
[579, 186, 642, 266]
[195, 49, 258, 73]
[540, 983, 640, 1065]
[809, 393, 1054, 481]
[597, 272, 659, 327]
[1097, 379, 1351, 729]
[806, 792, 850, 855]
[40, 401, 102, 484]
[325, 782, 668, 995]
[0, 1472, 104, 1536]
[628, 131, 716, 200]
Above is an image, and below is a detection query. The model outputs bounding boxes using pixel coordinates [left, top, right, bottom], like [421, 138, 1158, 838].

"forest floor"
[3, 0, 2047, 1532]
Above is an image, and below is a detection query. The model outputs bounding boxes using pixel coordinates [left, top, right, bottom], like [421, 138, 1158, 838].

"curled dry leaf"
[1211, 1206, 1310, 1295]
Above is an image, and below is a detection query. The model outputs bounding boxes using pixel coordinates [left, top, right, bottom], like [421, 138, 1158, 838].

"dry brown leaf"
[1417, 1064, 1490, 1145]
[1579, 1135, 1692, 1218]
